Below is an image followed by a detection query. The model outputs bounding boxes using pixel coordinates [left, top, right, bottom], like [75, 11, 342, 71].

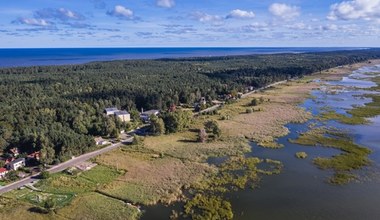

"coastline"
[1, 58, 380, 219]
[0, 47, 369, 68]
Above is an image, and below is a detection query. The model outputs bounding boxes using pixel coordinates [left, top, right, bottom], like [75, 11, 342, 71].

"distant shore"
[0, 47, 366, 68]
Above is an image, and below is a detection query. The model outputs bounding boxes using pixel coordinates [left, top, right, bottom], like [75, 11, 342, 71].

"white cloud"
[157, 0, 175, 8]
[17, 18, 50, 26]
[191, 12, 223, 25]
[269, 3, 300, 20]
[58, 8, 80, 19]
[327, 0, 380, 21]
[107, 5, 134, 19]
[227, 9, 255, 19]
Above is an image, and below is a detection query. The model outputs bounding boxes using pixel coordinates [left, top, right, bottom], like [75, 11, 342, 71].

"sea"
[0, 47, 365, 68]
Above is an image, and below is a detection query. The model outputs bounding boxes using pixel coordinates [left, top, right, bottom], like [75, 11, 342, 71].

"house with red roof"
[0, 168, 8, 179]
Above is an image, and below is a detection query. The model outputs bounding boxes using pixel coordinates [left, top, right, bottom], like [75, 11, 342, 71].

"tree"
[163, 110, 193, 133]
[212, 126, 222, 139]
[0, 160, 5, 168]
[204, 120, 221, 140]
[198, 128, 208, 143]
[6, 170, 18, 181]
[250, 98, 258, 106]
[204, 120, 218, 133]
[150, 115, 166, 135]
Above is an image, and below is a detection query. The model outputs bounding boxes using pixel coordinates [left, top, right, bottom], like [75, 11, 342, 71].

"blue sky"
[0, 0, 379, 47]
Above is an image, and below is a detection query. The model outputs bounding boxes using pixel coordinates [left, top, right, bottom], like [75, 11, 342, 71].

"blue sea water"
[0, 47, 362, 68]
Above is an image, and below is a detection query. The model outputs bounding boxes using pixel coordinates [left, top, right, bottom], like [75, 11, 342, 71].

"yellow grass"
[0, 197, 62, 220]
[217, 82, 314, 148]
[58, 193, 141, 220]
[96, 149, 215, 205]
[142, 132, 250, 162]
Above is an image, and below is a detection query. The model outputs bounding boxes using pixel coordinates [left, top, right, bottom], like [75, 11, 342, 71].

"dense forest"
[1, 49, 380, 163]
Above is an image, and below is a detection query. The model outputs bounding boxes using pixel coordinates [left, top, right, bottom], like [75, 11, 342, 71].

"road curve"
[0, 138, 132, 195]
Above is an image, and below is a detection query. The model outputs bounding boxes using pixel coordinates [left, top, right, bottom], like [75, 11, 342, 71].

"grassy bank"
[290, 127, 371, 184]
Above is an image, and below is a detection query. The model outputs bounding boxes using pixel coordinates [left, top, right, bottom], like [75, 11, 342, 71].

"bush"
[39, 170, 51, 179]
[132, 134, 143, 145]
[295, 152, 308, 159]
[246, 108, 253, 114]
[250, 98, 258, 106]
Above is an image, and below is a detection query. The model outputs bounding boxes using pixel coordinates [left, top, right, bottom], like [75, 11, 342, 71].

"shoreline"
[0, 47, 372, 69]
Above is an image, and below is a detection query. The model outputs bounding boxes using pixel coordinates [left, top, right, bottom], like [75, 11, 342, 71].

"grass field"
[96, 149, 214, 205]
[58, 193, 141, 220]
[0, 164, 124, 220]
[36, 165, 122, 194]
[217, 81, 314, 148]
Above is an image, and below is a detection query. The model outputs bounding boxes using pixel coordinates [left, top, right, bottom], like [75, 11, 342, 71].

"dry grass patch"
[217, 82, 314, 148]
[58, 193, 140, 220]
[0, 197, 61, 220]
[142, 131, 250, 162]
[96, 149, 215, 205]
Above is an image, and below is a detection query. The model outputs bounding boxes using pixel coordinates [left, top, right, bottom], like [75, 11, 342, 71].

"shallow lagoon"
[142, 65, 380, 220]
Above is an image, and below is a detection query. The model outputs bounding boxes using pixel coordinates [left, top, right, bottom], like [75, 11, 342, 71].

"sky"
[0, 0, 379, 48]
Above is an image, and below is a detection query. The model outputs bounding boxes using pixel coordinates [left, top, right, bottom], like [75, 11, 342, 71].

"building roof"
[0, 168, 7, 173]
[115, 110, 130, 116]
[94, 136, 103, 142]
[9, 157, 25, 164]
[141, 110, 160, 115]
[105, 107, 119, 112]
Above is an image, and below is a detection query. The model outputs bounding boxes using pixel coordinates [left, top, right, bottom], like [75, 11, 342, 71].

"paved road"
[195, 80, 288, 115]
[0, 138, 132, 195]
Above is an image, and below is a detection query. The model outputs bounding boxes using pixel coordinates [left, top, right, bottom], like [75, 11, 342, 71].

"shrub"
[295, 152, 308, 159]
[39, 170, 51, 179]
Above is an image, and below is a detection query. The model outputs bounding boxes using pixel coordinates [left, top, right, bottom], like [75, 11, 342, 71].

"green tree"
[250, 98, 258, 106]
[6, 170, 18, 181]
[150, 115, 166, 135]
[163, 110, 193, 133]
[0, 160, 5, 168]
[212, 126, 222, 139]
[204, 120, 218, 133]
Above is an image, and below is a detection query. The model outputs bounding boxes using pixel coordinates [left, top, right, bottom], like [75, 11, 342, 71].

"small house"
[105, 107, 119, 116]
[7, 158, 25, 171]
[27, 151, 41, 161]
[115, 110, 131, 122]
[0, 168, 8, 179]
[94, 137, 110, 146]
